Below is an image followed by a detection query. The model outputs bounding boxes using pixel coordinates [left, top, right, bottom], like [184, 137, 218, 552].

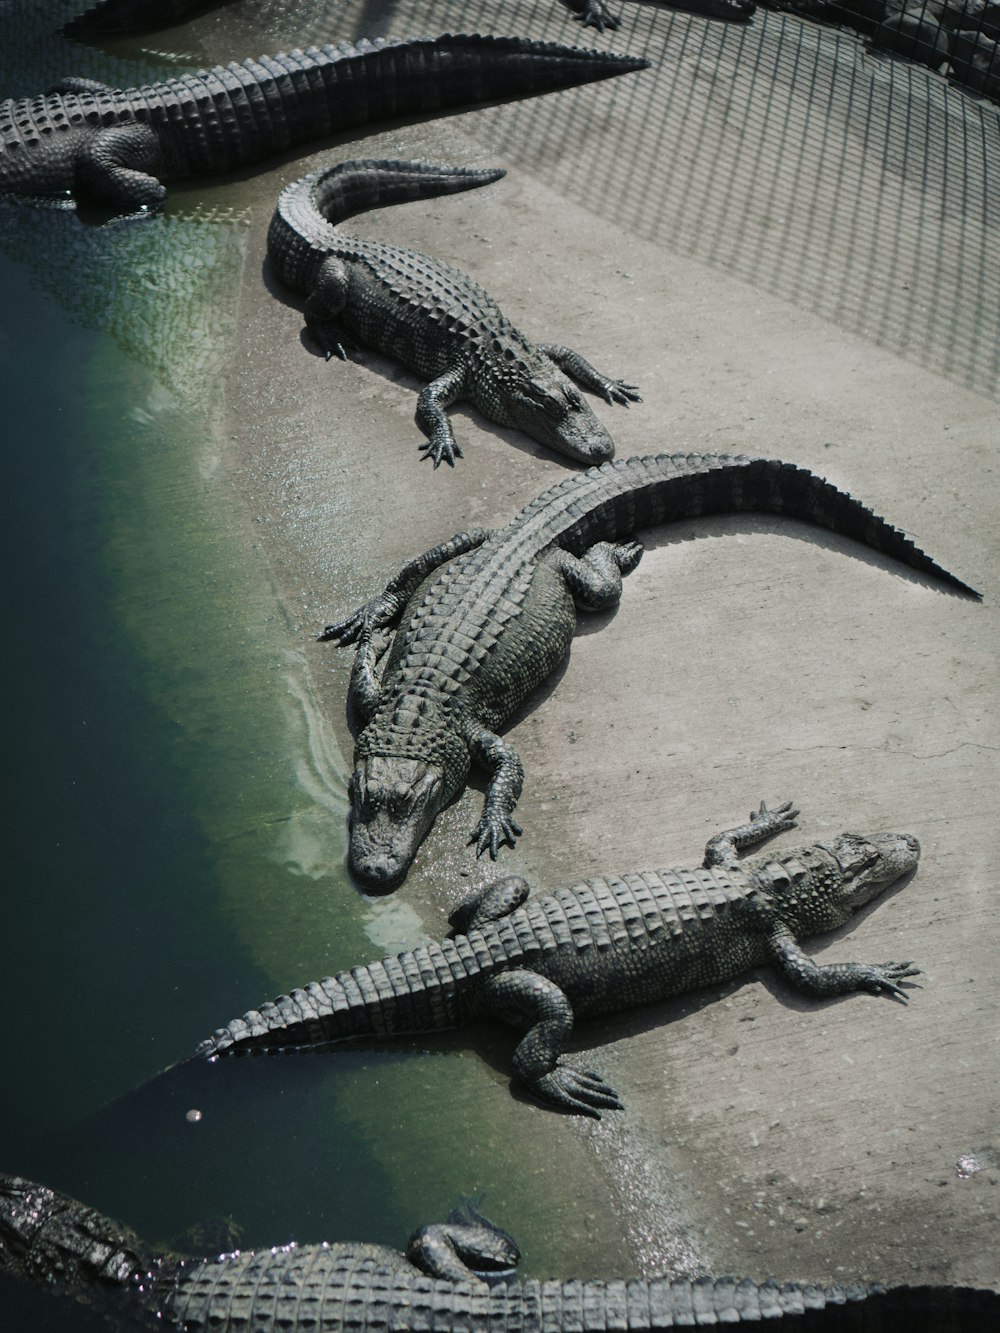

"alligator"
[268, 158, 641, 467]
[562, 0, 757, 35]
[315, 451, 978, 890]
[0, 35, 648, 209]
[62, 0, 221, 38]
[61, 0, 221, 38]
[2, 1175, 997, 1331]
[197, 801, 924, 1115]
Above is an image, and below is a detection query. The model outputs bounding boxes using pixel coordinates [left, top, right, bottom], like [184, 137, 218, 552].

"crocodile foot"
[529, 1065, 624, 1118]
[858, 962, 922, 1002]
[470, 811, 523, 859]
[599, 378, 642, 406]
[749, 799, 800, 836]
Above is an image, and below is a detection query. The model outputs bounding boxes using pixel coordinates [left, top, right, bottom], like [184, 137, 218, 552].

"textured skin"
[198, 804, 922, 1117]
[268, 158, 641, 467]
[316, 452, 978, 890]
[0, 35, 649, 209]
[2, 1175, 997, 1331]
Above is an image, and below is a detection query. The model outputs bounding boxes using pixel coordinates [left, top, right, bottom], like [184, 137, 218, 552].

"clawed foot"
[750, 800, 799, 835]
[569, 0, 621, 32]
[530, 1065, 623, 1118]
[600, 378, 641, 406]
[419, 432, 463, 469]
[317, 593, 400, 644]
[307, 320, 358, 362]
[470, 812, 523, 859]
[860, 962, 922, 1002]
[615, 540, 644, 574]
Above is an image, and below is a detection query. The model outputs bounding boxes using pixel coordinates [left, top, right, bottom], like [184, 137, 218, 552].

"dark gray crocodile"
[2, 1175, 997, 1331]
[62, 0, 221, 38]
[0, 35, 648, 209]
[268, 158, 641, 467]
[316, 451, 978, 890]
[198, 801, 922, 1116]
[562, 0, 756, 34]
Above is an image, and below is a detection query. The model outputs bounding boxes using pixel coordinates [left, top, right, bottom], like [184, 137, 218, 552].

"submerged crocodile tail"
[547, 454, 980, 599]
[195, 938, 484, 1059]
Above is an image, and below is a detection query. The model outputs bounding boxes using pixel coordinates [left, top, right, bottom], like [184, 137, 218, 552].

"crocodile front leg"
[415, 363, 470, 468]
[537, 343, 641, 406]
[704, 800, 800, 871]
[768, 928, 921, 1002]
[345, 627, 393, 730]
[318, 529, 492, 644]
[479, 970, 623, 1117]
[464, 721, 524, 858]
[75, 123, 165, 209]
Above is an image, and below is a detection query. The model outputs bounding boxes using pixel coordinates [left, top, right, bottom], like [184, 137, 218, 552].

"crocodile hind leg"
[554, 539, 644, 611]
[537, 343, 641, 405]
[318, 529, 492, 645]
[478, 969, 622, 1117]
[74, 122, 165, 209]
[703, 800, 800, 870]
[303, 256, 360, 361]
[406, 1217, 520, 1282]
[448, 875, 530, 933]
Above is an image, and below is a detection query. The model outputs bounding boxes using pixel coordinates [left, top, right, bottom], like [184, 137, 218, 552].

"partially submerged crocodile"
[0, 35, 648, 209]
[317, 451, 978, 890]
[268, 159, 640, 467]
[2, 1175, 997, 1330]
[197, 802, 921, 1115]
[62, 0, 220, 37]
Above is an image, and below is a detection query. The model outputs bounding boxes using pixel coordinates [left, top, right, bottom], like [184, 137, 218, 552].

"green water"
[0, 8, 633, 1327]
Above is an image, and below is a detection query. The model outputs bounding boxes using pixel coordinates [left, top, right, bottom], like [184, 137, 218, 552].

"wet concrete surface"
[181, 0, 998, 1293]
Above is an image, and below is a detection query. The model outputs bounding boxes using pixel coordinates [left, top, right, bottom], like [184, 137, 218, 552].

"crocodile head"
[0, 1174, 147, 1292]
[477, 341, 616, 464]
[753, 831, 920, 934]
[348, 754, 451, 891]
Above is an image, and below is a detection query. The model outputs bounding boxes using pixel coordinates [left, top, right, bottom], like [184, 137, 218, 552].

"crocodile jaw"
[348, 755, 446, 891]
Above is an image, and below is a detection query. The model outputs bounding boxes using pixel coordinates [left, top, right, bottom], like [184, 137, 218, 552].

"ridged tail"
[494, 1278, 999, 1329]
[195, 935, 496, 1060]
[150, 34, 649, 175]
[523, 453, 981, 599]
[268, 160, 507, 291]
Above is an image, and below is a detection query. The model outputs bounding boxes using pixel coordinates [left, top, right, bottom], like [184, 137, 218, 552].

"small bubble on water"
[186, 1108, 203, 1123]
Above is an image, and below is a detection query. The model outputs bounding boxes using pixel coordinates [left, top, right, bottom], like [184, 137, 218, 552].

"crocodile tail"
[508, 1278, 998, 1329]
[555, 454, 980, 599]
[326, 33, 651, 125]
[304, 159, 506, 230]
[194, 935, 488, 1059]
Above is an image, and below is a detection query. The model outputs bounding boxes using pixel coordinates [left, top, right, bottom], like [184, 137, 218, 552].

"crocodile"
[2, 1175, 997, 1331]
[267, 158, 641, 467]
[316, 451, 979, 890]
[62, 0, 221, 38]
[198, 801, 922, 1116]
[562, 0, 757, 34]
[0, 35, 649, 210]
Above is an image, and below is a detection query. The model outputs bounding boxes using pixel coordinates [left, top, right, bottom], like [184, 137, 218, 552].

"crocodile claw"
[751, 800, 800, 831]
[602, 379, 641, 406]
[470, 813, 523, 859]
[864, 962, 922, 1002]
[419, 435, 463, 469]
[531, 1065, 623, 1118]
[571, 0, 621, 32]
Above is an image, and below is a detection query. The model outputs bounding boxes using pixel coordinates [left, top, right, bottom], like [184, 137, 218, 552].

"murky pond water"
[1, 6, 638, 1327]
